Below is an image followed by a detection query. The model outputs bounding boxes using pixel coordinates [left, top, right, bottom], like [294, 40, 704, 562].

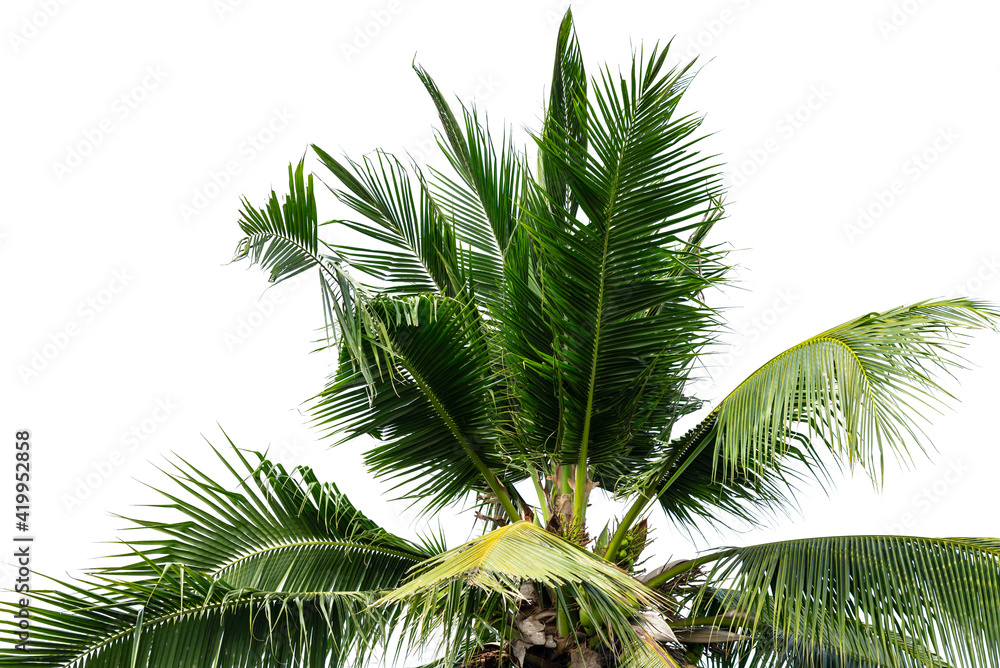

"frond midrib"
[57, 588, 378, 667]
[719, 335, 876, 411]
[211, 538, 424, 579]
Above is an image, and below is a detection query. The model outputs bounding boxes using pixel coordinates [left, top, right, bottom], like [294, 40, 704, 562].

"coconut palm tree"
[6, 9, 1000, 668]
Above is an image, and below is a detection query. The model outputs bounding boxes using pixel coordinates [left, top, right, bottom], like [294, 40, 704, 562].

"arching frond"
[630, 300, 997, 536]
[696, 536, 1000, 667]
[713, 300, 997, 479]
[106, 436, 434, 592]
[0, 564, 387, 668]
[312, 293, 519, 518]
[381, 521, 666, 650]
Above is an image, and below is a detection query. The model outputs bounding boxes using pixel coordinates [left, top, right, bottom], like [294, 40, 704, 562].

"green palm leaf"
[640, 415, 827, 533]
[696, 588, 955, 667]
[106, 436, 433, 591]
[312, 145, 466, 298]
[414, 64, 522, 286]
[629, 299, 997, 538]
[312, 293, 520, 518]
[695, 536, 1000, 667]
[538, 6, 588, 221]
[528, 41, 727, 515]
[0, 442, 436, 668]
[713, 300, 997, 478]
[0, 564, 386, 668]
[232, 159, 376, 381]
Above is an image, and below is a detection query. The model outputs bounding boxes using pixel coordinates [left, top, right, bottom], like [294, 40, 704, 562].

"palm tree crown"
[5, 9, 999, 668]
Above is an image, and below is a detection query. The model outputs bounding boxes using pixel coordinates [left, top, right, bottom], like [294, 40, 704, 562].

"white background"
[2, 0, 999, 601]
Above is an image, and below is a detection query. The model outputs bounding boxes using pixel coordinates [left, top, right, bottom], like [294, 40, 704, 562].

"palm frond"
[538, 6, 588, 221]
[0, 441, 443, 667]
[528, 41, 727, 507]
[313, 145, 466, 298]
[232, 159, 375, 380]
[712, 299, 997, 480]
[638, 414, 829, 534]
[312, 293, 520, 518]
[380, 521, 666, 650]
[106, 435, 433, 593]
[696, 588, 955, 668]
[617, 631, 683, 668]
[697, 536, 1000, 667]
[414, 64, 523, 286]
[631, 300, 997, 535]
[0, 564, 387, 668]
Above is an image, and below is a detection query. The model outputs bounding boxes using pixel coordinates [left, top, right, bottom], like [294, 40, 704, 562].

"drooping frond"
[696, 588, 956, 667]
[712, 299, 998, 479]
[632, 300, 997, 534]
[618, 632, 683, 668]
[381, 521, 672, 660]
[232, 159, 374, 379]
[383, 520, 659, 605]
[696, 536, 1000, 667]
[311, 293, 520, 518]
[107, 436, 434, 591]
[0, 564, 387, 668]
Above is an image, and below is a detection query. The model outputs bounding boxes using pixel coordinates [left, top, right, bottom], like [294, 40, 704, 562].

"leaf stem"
[528, 462, 551, 525]
[667, 613, 747, 629]
[607, 436, 714, 559]
[603, 489, 652, 560]
[644, 550, 733, 590]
